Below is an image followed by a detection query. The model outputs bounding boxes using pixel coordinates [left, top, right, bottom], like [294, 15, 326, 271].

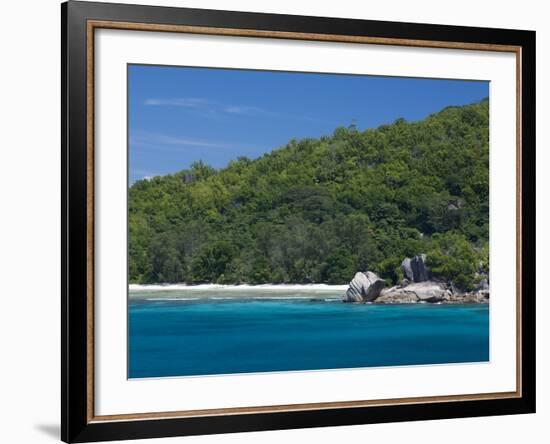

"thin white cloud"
[224, 105, 264, 115]
[130, 132, 255, 152]
[144, 97, 329, 123]
[144, 98, 213, 108]
[153, 134, 234, 149]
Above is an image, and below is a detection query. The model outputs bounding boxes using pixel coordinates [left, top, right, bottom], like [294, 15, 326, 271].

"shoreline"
[129, 283, 349, 292]
[128, 283, 488, 304]
[129, 283, 348, 301]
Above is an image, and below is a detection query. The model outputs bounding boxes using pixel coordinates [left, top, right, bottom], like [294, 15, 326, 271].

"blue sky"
[128, 65, 489, 183]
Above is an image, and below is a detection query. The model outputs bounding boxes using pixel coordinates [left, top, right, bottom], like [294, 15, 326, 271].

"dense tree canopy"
[129, 98, 489, 290]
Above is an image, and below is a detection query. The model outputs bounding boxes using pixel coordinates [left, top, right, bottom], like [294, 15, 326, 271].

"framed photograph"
[61, 1, 535, 442]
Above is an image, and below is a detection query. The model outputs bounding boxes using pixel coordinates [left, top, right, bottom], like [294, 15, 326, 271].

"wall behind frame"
[0, 0, 547, 443]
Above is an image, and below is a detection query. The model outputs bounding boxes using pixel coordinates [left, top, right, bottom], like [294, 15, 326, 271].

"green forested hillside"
[129, 98, 489, 289]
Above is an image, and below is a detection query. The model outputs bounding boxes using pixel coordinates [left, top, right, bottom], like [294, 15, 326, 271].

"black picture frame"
[62, 1, 536, 442]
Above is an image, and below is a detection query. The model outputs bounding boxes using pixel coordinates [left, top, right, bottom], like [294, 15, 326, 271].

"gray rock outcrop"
[342, 271, 386, 303]
[401, 254, 429, 282]
[411, 254, 429, 282]
[411, 281, 451, 301]
[477, 278, 489, 291]
[342, 254, 489, 305]
[375, 286, 419, 304]
[400, 258, 414, 281]
[375, 281, 451, 303]
[447, 292, 489, 304]
[475, 274, 489, 293]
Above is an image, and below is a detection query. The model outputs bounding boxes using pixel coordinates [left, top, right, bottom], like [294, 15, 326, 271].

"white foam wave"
[139, 295, 341, 302]
[145, 297, 199, 301]
[251, 296, 317, 300]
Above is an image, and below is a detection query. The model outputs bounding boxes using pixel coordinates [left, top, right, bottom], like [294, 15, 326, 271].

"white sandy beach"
[129, 283, 348, 300]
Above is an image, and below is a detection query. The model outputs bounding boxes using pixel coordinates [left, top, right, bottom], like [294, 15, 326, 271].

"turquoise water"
[128, 296, 489, 378]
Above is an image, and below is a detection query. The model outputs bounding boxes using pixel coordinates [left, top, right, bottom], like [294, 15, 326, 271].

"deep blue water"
[128, 298, 489, 378]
